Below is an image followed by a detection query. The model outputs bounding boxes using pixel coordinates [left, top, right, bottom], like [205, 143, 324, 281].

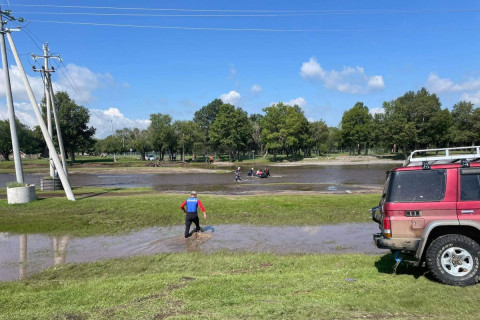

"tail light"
[383, 217, 391, 238]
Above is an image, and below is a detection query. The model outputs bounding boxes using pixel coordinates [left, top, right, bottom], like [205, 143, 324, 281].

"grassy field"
[1, 252, 478, 320]
[0, 192, 379, 236]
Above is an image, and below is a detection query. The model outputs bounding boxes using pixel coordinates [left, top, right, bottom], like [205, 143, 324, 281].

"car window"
[386, 169, 446, 202]
[460, 170, 480, 201]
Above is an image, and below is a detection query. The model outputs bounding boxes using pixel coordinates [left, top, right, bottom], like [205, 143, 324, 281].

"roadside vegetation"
[0, 192, 378, 236]
[1, 252, 479, 320]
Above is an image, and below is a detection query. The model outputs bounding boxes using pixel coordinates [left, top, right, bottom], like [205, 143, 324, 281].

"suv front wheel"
[426, 234, 480, 286]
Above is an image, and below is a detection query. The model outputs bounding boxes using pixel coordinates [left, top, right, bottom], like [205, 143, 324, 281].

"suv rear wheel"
[426, 234, 480, 286]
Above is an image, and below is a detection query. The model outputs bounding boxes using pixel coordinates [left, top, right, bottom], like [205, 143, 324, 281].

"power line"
[27, 20, 480, 33]
[9, 4, 480, 14]
[15, 9, 480, 18]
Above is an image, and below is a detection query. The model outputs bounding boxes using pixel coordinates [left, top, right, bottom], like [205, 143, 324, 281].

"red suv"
[372, 146, 480, 286]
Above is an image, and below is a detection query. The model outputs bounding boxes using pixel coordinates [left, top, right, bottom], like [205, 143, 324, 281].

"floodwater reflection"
[0, 223, 386, 282]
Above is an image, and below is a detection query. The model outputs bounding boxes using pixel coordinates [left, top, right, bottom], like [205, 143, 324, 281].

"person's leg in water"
[193, 214, 202, 232]
[185, 213, 194, 238]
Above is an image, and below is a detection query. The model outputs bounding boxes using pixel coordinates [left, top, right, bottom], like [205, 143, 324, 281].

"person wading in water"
[180, 191, 207, 238]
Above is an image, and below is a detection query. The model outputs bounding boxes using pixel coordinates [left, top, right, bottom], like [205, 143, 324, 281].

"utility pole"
[0, 6, 24, 184]
[6, 31, 75, 201]
[32, 43, 62, 178]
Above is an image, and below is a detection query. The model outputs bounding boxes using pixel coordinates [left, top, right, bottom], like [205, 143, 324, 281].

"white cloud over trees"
[427, 73, 480, 105]
[300, 57, 385, 94]
[219, 90, 241, 106]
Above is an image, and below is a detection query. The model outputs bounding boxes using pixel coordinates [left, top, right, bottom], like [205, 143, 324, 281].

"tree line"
[1, 88, 479, 162]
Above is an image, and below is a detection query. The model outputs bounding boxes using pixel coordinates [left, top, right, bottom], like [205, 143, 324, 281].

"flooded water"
[0, 223, 386, 281]
[0, 164, 393, 194]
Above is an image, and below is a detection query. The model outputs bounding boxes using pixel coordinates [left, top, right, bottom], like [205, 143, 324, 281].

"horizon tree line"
[1, 88, 479, 162]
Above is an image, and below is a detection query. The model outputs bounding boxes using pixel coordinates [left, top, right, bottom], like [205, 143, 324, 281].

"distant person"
[265, 167, 270, 176]
[193, 154, 197, 161]
[235, 166, 242, 181]
[209, 155, 214, 163]
[247, 168, 254, 176]
[180, 191, 206, 238]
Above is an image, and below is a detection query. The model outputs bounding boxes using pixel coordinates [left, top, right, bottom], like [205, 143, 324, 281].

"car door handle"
[461, 210, 474, 214]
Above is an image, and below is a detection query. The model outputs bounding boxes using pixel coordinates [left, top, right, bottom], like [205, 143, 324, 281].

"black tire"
[426, 234, 480, 286]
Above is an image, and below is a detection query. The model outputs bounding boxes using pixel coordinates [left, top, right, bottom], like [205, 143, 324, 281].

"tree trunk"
[69, 150, 75, 163]
[0, 151, 9, 161]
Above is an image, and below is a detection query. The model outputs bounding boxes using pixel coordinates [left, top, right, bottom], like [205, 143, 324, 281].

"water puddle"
[0, 223, 386, 281]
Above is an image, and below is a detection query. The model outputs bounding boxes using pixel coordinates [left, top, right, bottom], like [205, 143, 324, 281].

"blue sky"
[0, 0, 479, 138]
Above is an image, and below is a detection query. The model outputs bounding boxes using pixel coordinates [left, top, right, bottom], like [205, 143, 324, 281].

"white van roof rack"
[403, 146, 480, 167]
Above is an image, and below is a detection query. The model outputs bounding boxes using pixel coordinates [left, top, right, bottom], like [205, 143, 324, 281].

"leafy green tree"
[451, 101, 476, 146]
[383, 99, 417, 155]
[96, 134, 123, 162]
[148, 113, 173, 160]
[310, 120, 329, 156]
[382, 88, 450, 154]
[327, 127, 342, 153]
[431, 108, 452, 148]
[128, 128, 150, 160]
[193, 98, 222, 147]
[340, 102, 373, 155]
[53, 91, 96, 162]
[260, 103, 310, 159]
[0, 119, 42, 160]
[209, 103, 252, 160]
[173, 120, 204, 161]
[472, 108, 480, 145]
[0, 120, 12, 161]
[249, 113, 263, 154]
[371, 113, 386, 152]
[285, 105, 311, 157]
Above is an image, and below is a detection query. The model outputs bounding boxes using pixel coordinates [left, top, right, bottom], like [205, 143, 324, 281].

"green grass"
[1, 252, 478, 319]
[0, 193, 379, 236]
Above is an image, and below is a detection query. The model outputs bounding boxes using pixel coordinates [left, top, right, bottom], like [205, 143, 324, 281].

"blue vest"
[186, 197, 199, 213]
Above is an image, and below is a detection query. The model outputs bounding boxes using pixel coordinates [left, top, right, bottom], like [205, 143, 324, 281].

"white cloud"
[0, 64, 113, 105]
[370, 107, 385, 116]
[269, 97, 307, 109]
[55, 64, 113, 102]
[0, 104, 150, 139]
[426, 73, 480, 106]
[251, 84, 262, 94]
[89, 107, 150, 138]
[219, 90, 241, 106]
[300, 57, 385, 94]
[461, 92, 480, 105]
[427, 73, 480, 93]
[0, 102, 38, 129]
[286, 97, 307, 108]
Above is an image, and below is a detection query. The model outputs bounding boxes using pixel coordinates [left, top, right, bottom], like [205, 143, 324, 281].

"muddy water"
[0, 164, 393, 194]
[0, 223, 386, 281]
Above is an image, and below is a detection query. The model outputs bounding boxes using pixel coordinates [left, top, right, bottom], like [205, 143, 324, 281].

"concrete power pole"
[0, 6, 24, 184]
[6, 32, 75, 201]
[32, 43, 61, 178]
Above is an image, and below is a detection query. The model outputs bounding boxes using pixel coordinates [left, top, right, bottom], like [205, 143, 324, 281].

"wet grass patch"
[1, 252, 479, 319]
[0, 193, 379, 236]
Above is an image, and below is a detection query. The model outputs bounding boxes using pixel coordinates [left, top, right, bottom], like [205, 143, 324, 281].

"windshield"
[385, 169, 446, 203]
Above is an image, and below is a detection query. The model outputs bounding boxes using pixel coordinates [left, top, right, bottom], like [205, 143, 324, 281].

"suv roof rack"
[403, 146, 480, 167]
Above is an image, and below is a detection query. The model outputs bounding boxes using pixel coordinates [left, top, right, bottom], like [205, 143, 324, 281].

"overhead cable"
[9, 4, 480, 14]
[28, 20, 479, 32]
